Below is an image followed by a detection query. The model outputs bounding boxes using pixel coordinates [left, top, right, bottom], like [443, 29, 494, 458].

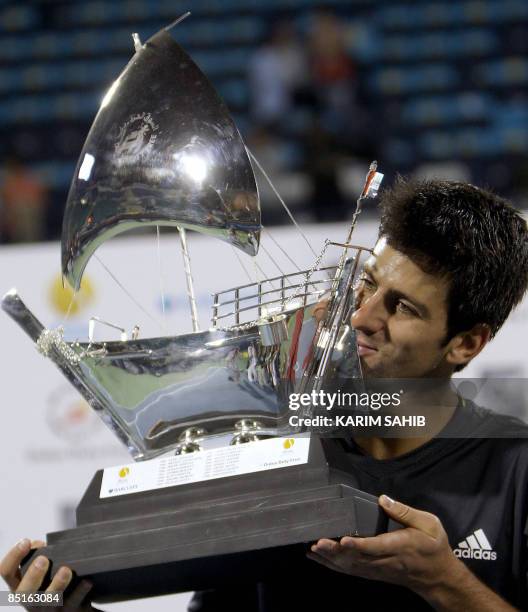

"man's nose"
[350, 290, 387, 334]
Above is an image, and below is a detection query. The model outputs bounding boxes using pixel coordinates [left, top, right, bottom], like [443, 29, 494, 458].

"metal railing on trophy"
[211, 240, 374, 333]
[211, 264, 338, 331]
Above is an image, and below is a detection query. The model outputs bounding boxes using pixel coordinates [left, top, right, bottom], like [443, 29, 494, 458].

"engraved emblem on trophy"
[2, 20, 390, 602]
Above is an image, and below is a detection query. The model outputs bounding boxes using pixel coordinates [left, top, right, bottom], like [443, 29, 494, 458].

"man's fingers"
[0, 539, 31, 590]
[306, 551, 344, 574]
[311, 538, 342, 555]
[308, 548, 399, 581]
[16, 555, 49, 592]
[311, 539, 366, 566]
[45, 566, 73, 593]
[30, 540, 46, 549]
[379, 495, 440, 537]
[340, 531, 411, 557]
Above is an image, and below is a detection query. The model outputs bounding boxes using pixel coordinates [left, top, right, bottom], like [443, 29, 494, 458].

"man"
[2, 178, 528, 610]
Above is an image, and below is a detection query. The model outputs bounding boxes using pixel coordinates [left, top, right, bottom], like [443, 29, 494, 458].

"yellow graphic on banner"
[283, 438, 295, 449]
[49, 274, 94, 316]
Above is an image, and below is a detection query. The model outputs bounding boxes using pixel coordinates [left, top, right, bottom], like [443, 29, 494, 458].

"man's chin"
[359, 355, 406, 379]
[359, 356, 447, 380]
[359, 356, 386, 379]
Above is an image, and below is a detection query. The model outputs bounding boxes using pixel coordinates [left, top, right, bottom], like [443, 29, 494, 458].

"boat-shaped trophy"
[2, 23, 394, 603]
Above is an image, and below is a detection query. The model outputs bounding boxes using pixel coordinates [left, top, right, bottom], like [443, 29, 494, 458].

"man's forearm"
[418, 558, 517, 612]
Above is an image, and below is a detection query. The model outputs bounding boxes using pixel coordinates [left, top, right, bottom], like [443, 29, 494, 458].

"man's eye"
[358, 275, 375, 289]
[397, 301, 417, 316]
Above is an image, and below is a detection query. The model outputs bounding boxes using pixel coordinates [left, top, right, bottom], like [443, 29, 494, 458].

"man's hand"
[307, 495, 516, 611]
[0, 538, 100, 611]
[308, 494, 459, 593]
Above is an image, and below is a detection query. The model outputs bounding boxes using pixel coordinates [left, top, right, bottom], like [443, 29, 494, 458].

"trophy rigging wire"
[259, 242, 295, 286]
[246, 148, 332, 292]
[252, 257, 279, 291]
[164, 11, 191, 32]
[93, 253, 164, 330]
[60, 290, 77, 326]
[247, 148, 318, 259]
[262, 226, 303, 273]
[230, 245, 253, 284]
[155, 224, 168, 333]
[261, 226, 328, 293]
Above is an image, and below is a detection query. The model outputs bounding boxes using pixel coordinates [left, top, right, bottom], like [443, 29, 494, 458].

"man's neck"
[354, 381, 459, 460]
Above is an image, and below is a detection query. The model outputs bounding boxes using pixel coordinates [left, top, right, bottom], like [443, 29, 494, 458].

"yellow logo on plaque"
[283, 438, 295, 449]
[118, 467, 130, 478]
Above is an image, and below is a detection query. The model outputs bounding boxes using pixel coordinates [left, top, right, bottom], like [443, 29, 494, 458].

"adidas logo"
[453, 529, 497, 561]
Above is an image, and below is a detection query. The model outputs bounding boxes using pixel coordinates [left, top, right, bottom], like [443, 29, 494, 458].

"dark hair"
[378, 177, 528, 357]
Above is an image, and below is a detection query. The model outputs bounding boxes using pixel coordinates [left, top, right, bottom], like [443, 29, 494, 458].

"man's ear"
[445, 323, 492, 368]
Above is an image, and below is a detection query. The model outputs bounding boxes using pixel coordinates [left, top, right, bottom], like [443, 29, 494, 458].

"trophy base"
[23, 438, 398, 603]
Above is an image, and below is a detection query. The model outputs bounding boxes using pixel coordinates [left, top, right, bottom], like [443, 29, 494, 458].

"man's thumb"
[379, 494, 439, 536]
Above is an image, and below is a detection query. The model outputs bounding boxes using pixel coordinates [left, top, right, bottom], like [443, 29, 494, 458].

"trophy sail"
[62, 28, 260, 291]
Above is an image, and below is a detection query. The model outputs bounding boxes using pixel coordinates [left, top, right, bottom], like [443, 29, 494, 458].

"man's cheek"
[396, 343, 425, 370]
[400, 341, 443, 375]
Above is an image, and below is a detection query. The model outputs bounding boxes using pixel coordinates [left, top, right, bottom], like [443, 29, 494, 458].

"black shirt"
[189, 402, 528, 611]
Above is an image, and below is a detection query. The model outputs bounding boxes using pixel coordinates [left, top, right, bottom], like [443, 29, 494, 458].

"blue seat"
[369, 68, 405, 95]
[455, 128, 500, 157]
[498, 126, 528, 153]
[497, 0, 528, 20]
[194, 47, 248, 77]
[34, 161, 76, 189]
[72, 30, 109, 55]
[422, 3, 452, 28]
[376, 5, 420, 29]
[32, 34, 60, 59]
[124, 0, 154, 22]
[2, 35, 29, 61]
[371, 64, 458, 95]
[402, 97, 453, 126]
[17, 94, 54, 122]
[218, 79, 248, 108]
[476, 58, 528, 86]
[460, 1, 494, 25]
[0, 66, 22, 94]
[456, 92, 490, 122]
[382, 138, 415, 165]
[493, 101, 528, 129]
[21, 64, 63, 90]
[0, 5, 38, 32]
[382, 36, 418, 61]
[457, 29, 497, 56]
[78, 2, 117, 26]
[419, 131, 455, 159]
[410, 65, 458, 91]
[54, 91, 99, 120]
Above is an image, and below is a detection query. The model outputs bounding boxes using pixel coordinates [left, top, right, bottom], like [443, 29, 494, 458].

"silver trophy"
[2, 25, 390, 602]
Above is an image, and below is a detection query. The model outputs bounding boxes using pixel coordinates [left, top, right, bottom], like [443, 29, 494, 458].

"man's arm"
[307, 495, 517, 612]
[418, 560, 516, 611]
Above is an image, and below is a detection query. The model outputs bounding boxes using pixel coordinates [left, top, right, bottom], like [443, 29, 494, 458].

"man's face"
[351, 237, 452, 378]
